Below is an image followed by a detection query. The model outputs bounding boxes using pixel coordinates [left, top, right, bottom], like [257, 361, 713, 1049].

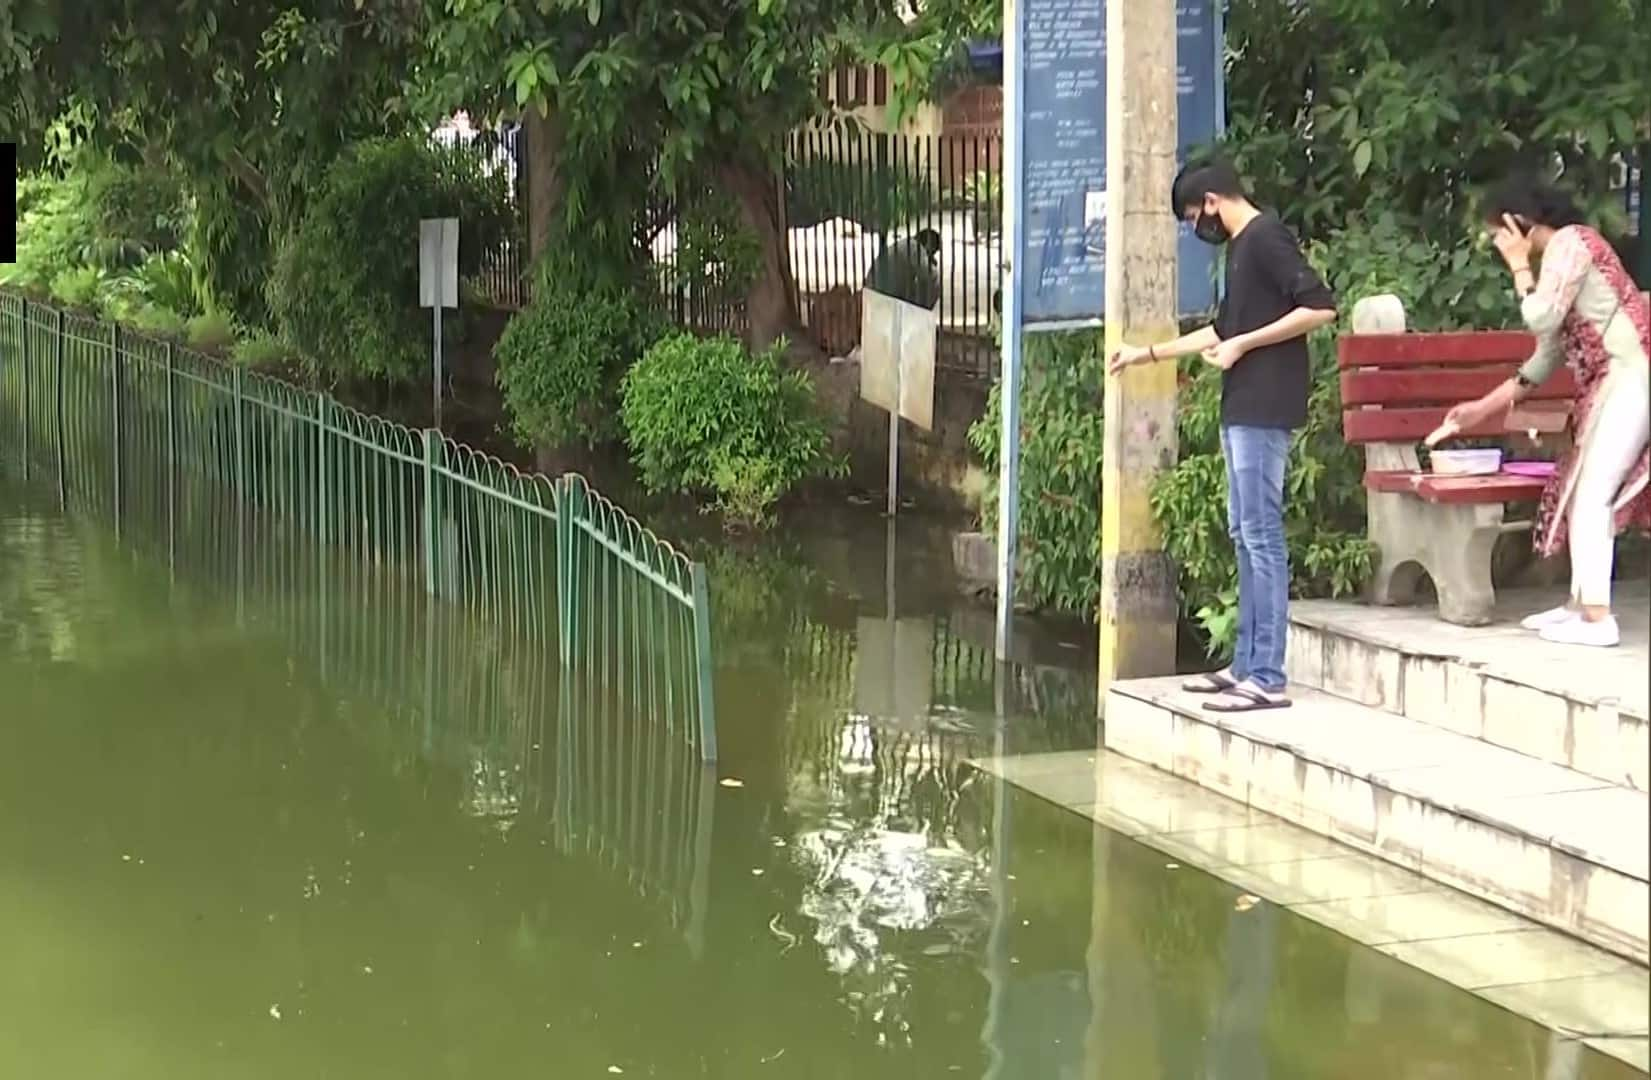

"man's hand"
[1108, 343, 1154, 375]
[1200, 338, 1246, 371]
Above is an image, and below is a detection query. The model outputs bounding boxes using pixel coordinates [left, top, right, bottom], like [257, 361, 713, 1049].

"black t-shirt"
[1213, 212, 1336, 429]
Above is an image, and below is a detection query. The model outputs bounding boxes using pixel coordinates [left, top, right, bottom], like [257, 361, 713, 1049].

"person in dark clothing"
[1109, 158, 1337, 712]
[866, 228, 942, 309]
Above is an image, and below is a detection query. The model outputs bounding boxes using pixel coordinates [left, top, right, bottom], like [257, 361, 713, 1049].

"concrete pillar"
[1099, 0, 1180, 694]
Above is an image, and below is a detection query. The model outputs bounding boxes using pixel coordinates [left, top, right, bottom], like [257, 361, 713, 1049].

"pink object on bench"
[1503, 462, 1558, 479]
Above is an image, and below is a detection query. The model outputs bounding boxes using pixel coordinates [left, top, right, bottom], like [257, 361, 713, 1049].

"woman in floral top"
[1443, 176, 1650, 648]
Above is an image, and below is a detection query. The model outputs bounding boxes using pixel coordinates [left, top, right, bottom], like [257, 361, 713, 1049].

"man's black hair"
[1482, 173, 1587, 231]
[914, 227, 942, 255]
[1171, 158, 1247, 216]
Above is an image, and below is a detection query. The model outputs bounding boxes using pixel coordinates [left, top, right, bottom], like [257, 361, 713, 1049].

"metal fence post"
[556, 475, 580, 667]
[233, 364, 246, 619]
[164, 341, 176, 577]
[20, 298, 29, 481]
[689, 561, 718, 763]
[422, 428, 438, 596]
[232, 364, 246, 494]
[317, 394, 331, 545]
[110, 321, 123, 537]
[54, 308, 66, 509]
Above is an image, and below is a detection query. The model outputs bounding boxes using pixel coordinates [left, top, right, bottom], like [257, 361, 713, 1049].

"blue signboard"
[1018, 0, 1225, 327]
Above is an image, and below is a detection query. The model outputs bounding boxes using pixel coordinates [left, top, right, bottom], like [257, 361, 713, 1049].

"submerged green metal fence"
[0, 291, 718, 762]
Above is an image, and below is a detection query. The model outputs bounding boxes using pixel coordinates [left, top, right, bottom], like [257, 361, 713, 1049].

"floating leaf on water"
[1235, 894, 1261, 913]
[608, 1068, 624, 1075]
[268, 1004, 282, 1020]
[1165, 862, 1180, 870]
[922, 943, 954, 956]
[719, 777, 745, 788]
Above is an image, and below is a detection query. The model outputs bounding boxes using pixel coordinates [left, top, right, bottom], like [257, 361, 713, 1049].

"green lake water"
[0, 476, 1638, 1079]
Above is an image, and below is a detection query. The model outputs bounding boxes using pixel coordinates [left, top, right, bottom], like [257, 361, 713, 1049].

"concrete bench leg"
[1367, 492, 1503, 626]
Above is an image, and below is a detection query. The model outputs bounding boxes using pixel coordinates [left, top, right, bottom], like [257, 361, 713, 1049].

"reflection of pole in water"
[685, 763, 715, 960]
[981, 742, 1011, 1076]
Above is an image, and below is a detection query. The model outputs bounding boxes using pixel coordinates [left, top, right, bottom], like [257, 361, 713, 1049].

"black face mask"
[1194, 209, 1229, 245]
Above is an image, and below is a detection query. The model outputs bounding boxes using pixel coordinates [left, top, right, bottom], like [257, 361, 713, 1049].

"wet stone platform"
[976, 581, 1651, 1074]
[972, 749, 1650, 1074]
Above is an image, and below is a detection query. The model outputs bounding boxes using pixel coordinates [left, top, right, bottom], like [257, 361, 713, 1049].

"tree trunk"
[717, 158, 803, 353]
[523, 107, 566, 276]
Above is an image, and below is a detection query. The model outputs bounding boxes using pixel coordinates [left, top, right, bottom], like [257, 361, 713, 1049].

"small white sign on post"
[419, 217, 459, 429]
[859, 288, 938, 517]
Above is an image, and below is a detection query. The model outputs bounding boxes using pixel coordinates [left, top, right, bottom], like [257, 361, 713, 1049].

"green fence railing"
[0, 291, 718, 762]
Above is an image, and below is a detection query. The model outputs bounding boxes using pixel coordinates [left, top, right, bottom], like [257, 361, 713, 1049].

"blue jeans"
[1221, 425, 1292, 693]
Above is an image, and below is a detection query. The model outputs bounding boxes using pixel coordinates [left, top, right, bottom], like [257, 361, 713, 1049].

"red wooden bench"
[1337, 330, 1576, 626]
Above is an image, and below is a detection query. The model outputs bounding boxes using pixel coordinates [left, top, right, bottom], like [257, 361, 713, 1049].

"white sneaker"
[1521, 605, 1577, 631]
[1539, 616, 1620, 648]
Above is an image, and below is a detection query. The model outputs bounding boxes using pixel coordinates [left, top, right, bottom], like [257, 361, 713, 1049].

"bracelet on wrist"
[1147, 345, 1157, 362]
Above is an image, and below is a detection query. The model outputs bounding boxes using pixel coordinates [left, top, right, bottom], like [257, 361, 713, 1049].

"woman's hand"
[1492, 214, 1534, 274]
[1443, 398, 1492, 435]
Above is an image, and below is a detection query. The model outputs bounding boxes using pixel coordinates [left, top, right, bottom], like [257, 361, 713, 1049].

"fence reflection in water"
[0, 402, 717, 950]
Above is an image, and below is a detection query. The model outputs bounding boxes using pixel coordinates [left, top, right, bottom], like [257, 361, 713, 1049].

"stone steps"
[1287, 589, 1649, 791]
[1103, 676, 1650, 965]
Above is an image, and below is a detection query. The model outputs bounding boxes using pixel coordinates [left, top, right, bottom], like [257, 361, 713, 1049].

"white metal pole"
[432, 300, 443, 432]
[888, 303, 902, 518]
[994, 0, 1028, 663]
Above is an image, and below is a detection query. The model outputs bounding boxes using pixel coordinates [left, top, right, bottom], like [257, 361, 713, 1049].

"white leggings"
[1570, 368, 1651, 608]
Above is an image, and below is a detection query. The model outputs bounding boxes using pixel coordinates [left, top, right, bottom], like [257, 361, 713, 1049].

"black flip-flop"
[1181, 671, 1238, 695]
[1202, 686, 1292, 713]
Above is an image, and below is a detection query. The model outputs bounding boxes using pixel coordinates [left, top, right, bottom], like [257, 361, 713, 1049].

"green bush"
[495, 274, 663, 450]
[128, 304, 189, 340]
[131, 251, 202, 319]
[967, 332, 1105, 615]
[186, 311, 239, 353]
[82, 157, 189, 268]
[48, 266, 108, 311]
[620, 334, 842, 524]
[5, 155, 189, 296]
[232, 330, 295, 369]
[267, 137, 511, 382]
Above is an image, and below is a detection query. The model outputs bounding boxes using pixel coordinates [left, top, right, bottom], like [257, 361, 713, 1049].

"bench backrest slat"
[1337, 330, 1574, 446]
[1344, 401, 1570, 444]
[1337, 331, 1535, 369]
[1341, 366, 1577, 408]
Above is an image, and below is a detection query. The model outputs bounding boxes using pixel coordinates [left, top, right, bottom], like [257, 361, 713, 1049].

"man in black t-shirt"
[1109, 159, 1337, 712]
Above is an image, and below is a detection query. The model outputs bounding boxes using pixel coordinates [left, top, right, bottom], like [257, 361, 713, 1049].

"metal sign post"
[419, 218, 460, 431]
[994, 0, 1028, 664]
[993, 0, 1225, 663]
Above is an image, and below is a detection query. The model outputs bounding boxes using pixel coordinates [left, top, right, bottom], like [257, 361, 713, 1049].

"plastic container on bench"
[1430, 448, 1504, 475]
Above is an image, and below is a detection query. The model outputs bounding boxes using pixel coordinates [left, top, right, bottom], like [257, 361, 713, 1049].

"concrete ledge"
[1104, 677, 1651, 966]
[1288, 584, 1650, 790]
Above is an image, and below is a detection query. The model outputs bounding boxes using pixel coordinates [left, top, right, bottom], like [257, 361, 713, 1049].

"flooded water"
[0, 476, 1639, 1079]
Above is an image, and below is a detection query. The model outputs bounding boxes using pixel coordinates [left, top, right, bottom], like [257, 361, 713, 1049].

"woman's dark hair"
[1482, 174, 1587, 230]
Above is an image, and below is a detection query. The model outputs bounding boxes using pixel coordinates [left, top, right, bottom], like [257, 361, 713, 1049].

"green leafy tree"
[2, 1, 426, 321]
[1222, 0, 1647, 244]
[416, 0, 918, 349]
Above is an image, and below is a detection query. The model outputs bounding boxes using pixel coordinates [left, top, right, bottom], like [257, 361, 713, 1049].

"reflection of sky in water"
[788, 712, 995, 1047]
